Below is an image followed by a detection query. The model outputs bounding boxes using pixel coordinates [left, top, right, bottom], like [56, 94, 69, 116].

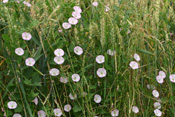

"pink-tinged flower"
[152, 90, 159, 98]
[68, 17, 78, 25]
[134, 53, 140, 62]
[13, 113, 22, 117]
[94, 94, 102, 103]
[53, 108, 62, 117]
[33, 97, 38, 105]
[132, 106, 139, 113]
[7, 101, 17, 109]
[107, 49, 116, 56]
[105, 6, 110, 12]
[159, 71, 166, 79]
[60, 76, 68, 83]
[97, 68, 107, 78]
[58, 29, 62, 33]
[170, 33, 173, 36]
[62, 23, 71, 29]
[64, 104, 71, 112]
[4, 113, 6, 117]
[22, 32, 32, 40]
[54, 56, 65, 65]
[71, 74, 80, 82]
[129, 61, 139, 69]
[154, 102, 161, 109]
[147, 84, 155, 90]
[73, 6, 82, 13]
[25, 58, 35, 66]
[23, 1, 31, 7]
[92, 2, 98, 7]
[54, 49, 64, 57]
[96, 55, 105, 64]
[74, 46, 83, 55]
[3, 0, 8, 3]
[111, 109, 119, 116]
[15, 48, 24, 56]
[127, 30, 131, 34]
[72, 11, 81, 19]
[38, 110, 46, 117]
[170, 74, 175, 83]
[156, 76, 164, 84]
[154, 109, 162, 117]
[69, 93, 77, 100]
[16, 0, 20, 3]
[49, 68, 59, 76]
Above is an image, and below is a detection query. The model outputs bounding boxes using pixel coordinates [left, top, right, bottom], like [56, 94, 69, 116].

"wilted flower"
[49, 68, 60, 76]
[152, 90, 159, 98]
[7, 101, 17, 109]
[129, 61, 139, 69]
[64, 104, 71, 112]
[82, 92, 87, 97]
[159, 71, 166, 79]
[154, 102, 161, 109]
[156, 76, 164, 84]
[73, 6, 82, 13]
[154, 109, 162, 117]
[132, 106, 139, 113]
[60, 76, 68, 83]
[92, 2, 98, 7]
[13, 113, 22, 117]
[53, 108, 62, 117]
[23, 1, 31, 7]
[69, 93, 77, 100]
[107, 49, 116, 56]
[54, 49, 64, 57]
[74, 46, 83, 55]
[54, 56, 65, 65]
[72, 11, 81, 19]
[111, 109, 119, 116]
[105, 6, 110, 12]
[134, 53, 140, 62]
[68, 17, 78, 25]
[97, 68, 107, 78]
[169, 74, 175, 83]
[147, 84, 155, 90]
[15, 48, 24, 56]
[96, 55, 105, 64]
[94, 94, 102, 103]
[62, 23, 71, 29]
[58, 29, 62, 33]
[33, 97, 38, 105]
[38, 110, 46, 117]
[71, 74, 80, 82]
[3, 0, 8, 3]
[25, 58, 35, 66]
[22, 32, 32, 40]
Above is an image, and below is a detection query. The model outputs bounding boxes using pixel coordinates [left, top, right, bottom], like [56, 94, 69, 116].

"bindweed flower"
[97, 68, 107, 78]
[68, 17, 78, 25]
[49, 68, 59, 76]
[15, 48, 24, 56]
[33, 97, 38, 105]
[154, 102, 161, 109]
[129, 61, 139, 69]
[7, 101, 17, 109]
[96, 55, 105, 64]
[53, 108, 62, 117]
[13, 113, 22, 117]
[105, 6, 110, 12]
[38, 110, 46, 117]
[111, 109, 119, 116]
[58, 29, 62, 33]
[94, 94, 102, 103]
[69, 93, 77, 100]
[169, 74, 175, 83]
[22, 32, 32, 40]
[54, 49, 64, 57]
[154, 109, 162, 117]
[74, 46, 83, 55]
[147, 84, 155, 90]
[72, 11, 81, 19]
[54, 56, 65, 65]
[92, 2, 98, 7]
[25, 58, 35, 66]
[64, 104, 71, 112]
[3, 0, 8, 3]
[60, 76, 68, 84]
[134, 53, 140, 62]
[107, 49, 116, 56]
[82, 92, 87, 97]
[23, 1, 31, 7]
[16, 0, 20, 3]
[156, 76, 164, 84]
[73, 6, 82, 13]
[71, 74, 80, 82]
[152, 90, 159, 98]
[132, 106, 139, 113]
[62, 23, 71, 29]
[159, 71, 166, 79]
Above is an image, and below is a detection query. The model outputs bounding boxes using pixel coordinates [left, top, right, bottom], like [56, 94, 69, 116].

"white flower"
[132, 106, 139, 113]
[13, 113, 22, 117]
[74, 46, 83, 55]
[156, 76, 164, 84]
[96, 55, 105, 64]
[159, 71, 166, 79]
[152, 90, 159, 98]
[3, 0, 8, 3]
[54, 56, 65, 65]
[69, 93, 77, 100]
[134, 53, 140, 62]
[49, 68, 59, 76]
[25, 58, 35, 66]
[169, 74, 175, 83]
[147, 84, 155, 90]
[54, 49, 64, 57]
[33, 97, 38, 105]
[25, 2, 31, 7]
[154, 109, 162, 117]
[68, 17, 78, 25]
[129, 61, 139, 69]
[154, 102, 161, 109]
[97, 68, 107, 78]
[62, 23, 71, 29]
[72, 11, 81, 19]
[53, 108, 62, 117]
[15, 48, 24, 56]
[71, 74, 80, 82]
[64, 104, 71, 112]
[38, 110, 46, 117]
[92, 2, 98, 7]
[107, 49, 116, 56]
[94, 94, 102, 103]
[73, 6, 82, 13]
[60, 76, 68, 83]
[22, 32, 32, 40]
[105, 6, 110, 12]
[7, 101, 17, 109]
[111, 109, 119, 116]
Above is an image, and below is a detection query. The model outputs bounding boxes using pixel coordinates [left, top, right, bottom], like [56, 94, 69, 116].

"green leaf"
[138, 49, 154, 55]
[73, 105, 82, 112]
